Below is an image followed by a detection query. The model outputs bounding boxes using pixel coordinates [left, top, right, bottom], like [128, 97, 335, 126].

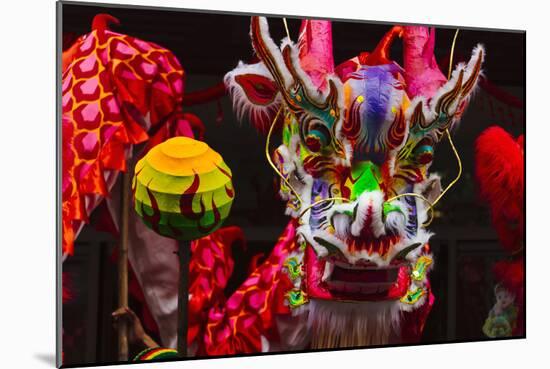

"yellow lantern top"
[145, 136, 223, 177]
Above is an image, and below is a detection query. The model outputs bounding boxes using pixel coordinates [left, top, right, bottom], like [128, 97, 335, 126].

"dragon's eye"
[305, 134, 322, 152]
[412, 140, 434, 165]
[303, 118, 332, 152]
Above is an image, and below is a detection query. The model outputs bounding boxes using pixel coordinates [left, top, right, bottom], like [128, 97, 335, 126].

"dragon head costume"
[225, 17, 484, 347]
[63, 15, 487, 359]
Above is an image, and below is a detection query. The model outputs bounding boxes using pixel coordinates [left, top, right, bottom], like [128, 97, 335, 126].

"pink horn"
[297, 19, 335, 92]
[402, 26, 447, 99]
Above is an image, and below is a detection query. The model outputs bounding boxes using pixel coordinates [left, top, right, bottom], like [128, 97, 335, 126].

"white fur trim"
[252, 17, 293, 89]
[417, 173, 442, 204]
[405, 44, 485, 138]
[298, 224, 327, 257]
[332, 213, 351, 240]
[350, 191, 385, 238]
[224, 61, 282, 127]
[260, 335, 270, 352]
[384, 200, 408, 236]
[279, 36, 345, 112]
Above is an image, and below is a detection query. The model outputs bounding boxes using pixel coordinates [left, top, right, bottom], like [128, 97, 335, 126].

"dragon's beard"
[308, 299, 402, 348]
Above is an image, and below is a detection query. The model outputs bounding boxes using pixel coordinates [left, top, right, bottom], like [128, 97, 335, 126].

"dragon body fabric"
[61, 14, 209, 348]
[62, 14, 196, 256]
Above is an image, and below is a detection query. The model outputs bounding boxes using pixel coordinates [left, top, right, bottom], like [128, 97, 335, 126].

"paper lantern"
[133, 136, 234, 240]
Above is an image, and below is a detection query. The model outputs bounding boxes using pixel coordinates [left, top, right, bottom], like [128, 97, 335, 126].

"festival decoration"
[60, 13, 242, 361]
[60, 13, 208, 362]
[133, 136, 235, 240]
[482, 284, 518, 338]
[217, 16, 484, 350]
[59, 9, 526, 364]
[132, 135, 235, 356]
[119, 17, 485, 355]
[475, 126, 524, 337]
[61, 14, 197, 256]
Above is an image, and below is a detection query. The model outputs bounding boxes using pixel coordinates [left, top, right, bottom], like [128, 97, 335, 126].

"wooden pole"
[177, 240, 191, 358]
[117, 171, 131, 361]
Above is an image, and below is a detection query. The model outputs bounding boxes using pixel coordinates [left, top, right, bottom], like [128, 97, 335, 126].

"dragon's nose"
[330, 190, 407, 239]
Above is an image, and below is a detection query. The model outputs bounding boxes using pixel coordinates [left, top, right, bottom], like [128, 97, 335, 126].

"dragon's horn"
[250, 16, 294, 94]
[91, 14, 120, 32]
[402, 26, 447, 99]
[250, 16, 337, 111]
[360, 26, 403, 66]
[297, 19, 334, 91]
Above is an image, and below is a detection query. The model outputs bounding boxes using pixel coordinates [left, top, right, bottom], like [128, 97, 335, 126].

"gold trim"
[265, 107, 304, 207]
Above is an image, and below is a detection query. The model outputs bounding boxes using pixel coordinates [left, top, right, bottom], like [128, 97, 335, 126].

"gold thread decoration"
[429, 28, 463, 210]
[429, 128, 462, 210]
[386, 28, 463, 227]
[265, 107, 303, 206]
[448, 29, 460, 80]
[283, 18, 291, 40]
[385, 193, 435, 227]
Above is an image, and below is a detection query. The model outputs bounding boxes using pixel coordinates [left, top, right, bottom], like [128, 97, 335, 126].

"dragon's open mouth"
[305, 240, 422, 301]
[322, 261, 408, 298]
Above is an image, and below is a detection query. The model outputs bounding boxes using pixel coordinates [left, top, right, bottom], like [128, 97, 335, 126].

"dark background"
[61, 2, 525, 366]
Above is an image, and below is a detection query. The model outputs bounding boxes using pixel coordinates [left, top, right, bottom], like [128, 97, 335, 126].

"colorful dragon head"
[226, 16, 483, 322]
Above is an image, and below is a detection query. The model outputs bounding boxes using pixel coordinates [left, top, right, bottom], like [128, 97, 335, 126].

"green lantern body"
[133, 137, 234, 240]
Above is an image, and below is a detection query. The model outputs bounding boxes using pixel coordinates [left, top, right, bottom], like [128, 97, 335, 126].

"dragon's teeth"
[322, 261, 335, 282]
[382, 238, 389, 255]
[368, 242, 374, 254]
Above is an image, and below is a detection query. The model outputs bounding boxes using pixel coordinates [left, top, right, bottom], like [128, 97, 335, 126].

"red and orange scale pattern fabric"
[200, 221, 297, 355]
[62, 15, 186, 255]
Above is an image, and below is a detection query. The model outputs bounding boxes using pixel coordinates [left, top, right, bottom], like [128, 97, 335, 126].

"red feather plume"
[475, 125, 525, 336]
[475, 126, 524, 254]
